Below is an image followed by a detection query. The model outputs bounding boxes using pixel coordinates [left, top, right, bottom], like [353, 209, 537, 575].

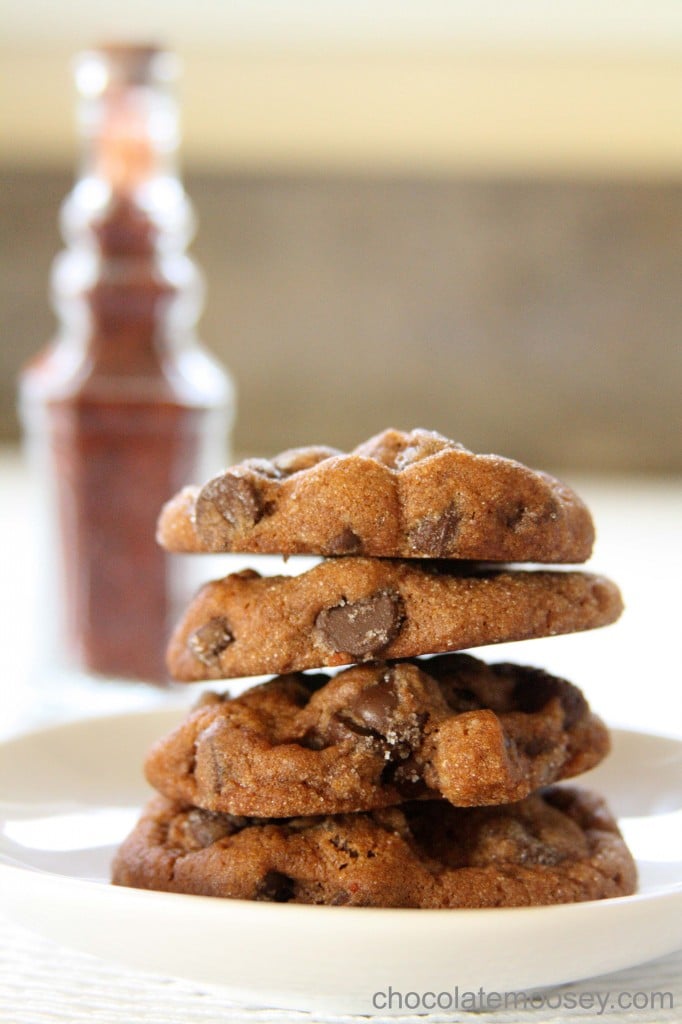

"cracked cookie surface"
[157, 428, 594, 562]
[145, 654, 610, 816]
[166, 559, 623, 681]
[111, 786, 636, 907]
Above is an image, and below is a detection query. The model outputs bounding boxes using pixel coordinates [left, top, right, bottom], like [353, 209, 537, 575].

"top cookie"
[157, 428, 594, 562]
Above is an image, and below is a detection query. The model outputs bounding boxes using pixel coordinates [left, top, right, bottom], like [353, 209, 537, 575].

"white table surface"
[1, 446, 681, 1023]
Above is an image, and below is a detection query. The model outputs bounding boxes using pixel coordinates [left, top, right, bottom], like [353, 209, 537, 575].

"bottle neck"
[81, 81, 177, 194]
[75, 44, 180, 192]
[64, 45, 193, 254]
[52, 44, 202, 353]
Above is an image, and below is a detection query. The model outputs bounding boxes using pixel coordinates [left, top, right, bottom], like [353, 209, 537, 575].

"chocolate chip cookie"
[145, 654, 609, 816]
[111, 786, 637, 907]
[167, 559, 623, 680]
[157, 428, 594, 562]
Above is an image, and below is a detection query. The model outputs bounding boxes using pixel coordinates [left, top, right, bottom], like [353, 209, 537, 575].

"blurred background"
[2, 0, 681, 470]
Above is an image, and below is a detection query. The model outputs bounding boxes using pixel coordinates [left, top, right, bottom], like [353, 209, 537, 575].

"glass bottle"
[18, 43, 235, 688]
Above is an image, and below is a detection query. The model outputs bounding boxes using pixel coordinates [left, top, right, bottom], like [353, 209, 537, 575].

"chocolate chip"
[319, 704, 393, 745]
[186, 808, 237, 847]
[523, 735, 555, 757]
[205, 733, 228, 792]
[273, 445, 340, 475]
[501, 498, 560, 531]
[315, 590, 404, 658]
[327, 528, 364, 555]
[256, 870, 295, 902]
[329, 836, 360, 857]
[320, 709, 387, 747]
[513, 668, 586, 729]
[188, 616, 233, 666]
[299, 728, 327, 750]
[500, 502, 528, 530]
[347, 677, 399, 733]
[409, 506, 461, 556]
[330, 889, 351, 905]
[556, 679, 588, 730]
[445, 687, 485, 714]
[195, 473, 263, 546]
[325, 673, 424, 761]
[319, 714, 358, 746]
[242, 458, 282, 480]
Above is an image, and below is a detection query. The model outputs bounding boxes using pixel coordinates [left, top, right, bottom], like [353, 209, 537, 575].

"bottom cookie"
[112, 787, 637, 908]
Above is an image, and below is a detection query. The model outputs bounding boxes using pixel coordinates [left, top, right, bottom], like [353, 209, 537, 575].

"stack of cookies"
[113, 429, 637, 908]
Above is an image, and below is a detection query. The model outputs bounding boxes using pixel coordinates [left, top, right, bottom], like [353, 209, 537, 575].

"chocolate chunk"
[409, 506, 461, 556]
[511, 667, 555, 711]
[512, 667, 586, 729]
[500, 502, 528, 529]
[501, 498, 560, 531]
[523, 735, 556, 758]
[329, 835, 360, 858]
[205, 732, 228, 792]
[195, 473, 262, 545]
[256, 870, 295, 902]
[299, 727, 327, 750]
[327, 528, 364, 555]
[320, 714, 359, 746]
[555, 678, 588, 730]
[322, 711, 387, 746]
[188, 616, 233, 666]
[445, 686, 485, 715]
[241, 458, 282, 481]
[324, 674, 424, 761]
[273, 445, 340, 475]
[186, 808, 236, 847]
[347, 676, 399, 733]
[434, 659, 518, 714]
[315, 590, 404, 658]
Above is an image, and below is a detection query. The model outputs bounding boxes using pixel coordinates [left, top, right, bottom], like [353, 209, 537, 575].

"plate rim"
[2, 711, 682, 1012]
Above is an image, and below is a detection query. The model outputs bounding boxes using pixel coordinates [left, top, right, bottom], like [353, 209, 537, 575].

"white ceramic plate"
[0, 711, 681, 1015]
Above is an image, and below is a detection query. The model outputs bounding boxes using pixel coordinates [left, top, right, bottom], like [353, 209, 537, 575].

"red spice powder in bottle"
[18, 44, 235, 684]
